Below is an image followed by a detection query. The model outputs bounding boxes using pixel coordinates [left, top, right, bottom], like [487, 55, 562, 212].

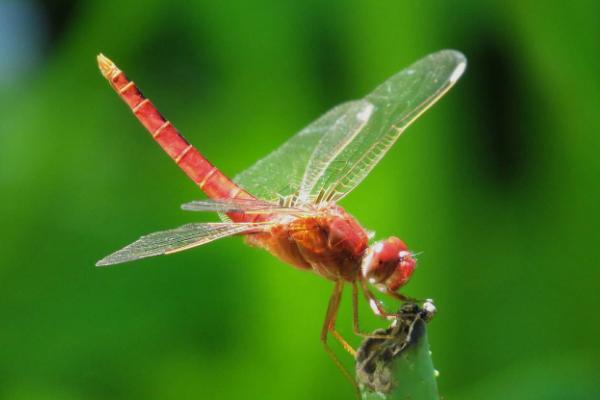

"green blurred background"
[1, 1, 599, 399]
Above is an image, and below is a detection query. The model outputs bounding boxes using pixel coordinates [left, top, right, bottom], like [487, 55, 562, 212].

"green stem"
[356, 302, 439, 400]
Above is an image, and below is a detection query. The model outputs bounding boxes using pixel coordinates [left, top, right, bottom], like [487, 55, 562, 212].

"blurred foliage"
[1, 0, 599, 399]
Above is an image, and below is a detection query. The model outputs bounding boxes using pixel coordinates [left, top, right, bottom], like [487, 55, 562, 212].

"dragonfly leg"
[351, 281, 394, 340]
[321, 281, 359, 397]
[360, 280, 403, 319]
[385, 289, 421, 304]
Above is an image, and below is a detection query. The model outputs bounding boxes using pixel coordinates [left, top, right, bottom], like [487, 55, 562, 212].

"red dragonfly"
[96, 50, 465, 386]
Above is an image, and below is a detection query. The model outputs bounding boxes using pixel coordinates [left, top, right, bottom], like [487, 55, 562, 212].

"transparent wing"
[234, 50, 466, 205]
[96, 222, 269, 266]
[308, 50, 467, 204]
[181, 198, 309, 216]
[233, 100, 374, 203]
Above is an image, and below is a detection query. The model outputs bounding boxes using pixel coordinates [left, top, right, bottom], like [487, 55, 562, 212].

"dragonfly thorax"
[361, 237, 416, 291]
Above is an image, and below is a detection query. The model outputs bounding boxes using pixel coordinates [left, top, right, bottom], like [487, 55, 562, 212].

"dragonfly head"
[361, 237, 416, 291]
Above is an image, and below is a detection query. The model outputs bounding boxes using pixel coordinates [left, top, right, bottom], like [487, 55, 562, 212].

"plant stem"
[356, 301, 439, 400]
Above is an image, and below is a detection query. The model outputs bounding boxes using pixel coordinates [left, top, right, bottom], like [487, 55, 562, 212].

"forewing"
[233, 100, 374, 203]
[297, 102, 374, 202]
[306, 50, 466, 204]
[96, 222, 268, 266]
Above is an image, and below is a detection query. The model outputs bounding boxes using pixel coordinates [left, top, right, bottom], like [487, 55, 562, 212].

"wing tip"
[449, 58, 467, 84]
[437, 49, 467, 61]
[96, 251, 128, 267]
[95, 257, 114, 267]
[437, 49, 467, 83]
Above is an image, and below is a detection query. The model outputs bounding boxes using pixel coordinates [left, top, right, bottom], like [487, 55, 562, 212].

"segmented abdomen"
[97, 55, 258, 222]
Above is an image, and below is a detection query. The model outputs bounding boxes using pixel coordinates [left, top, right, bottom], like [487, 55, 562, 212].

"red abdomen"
[97, 54, 258, 223]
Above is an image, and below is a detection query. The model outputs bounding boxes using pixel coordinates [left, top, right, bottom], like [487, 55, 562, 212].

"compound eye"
[375, 242, 398, 263]
[363, 238, 401, 283]
[376, 238, 403, 263]
[386, 251, 416, 291]
[393, 238, 409, 252]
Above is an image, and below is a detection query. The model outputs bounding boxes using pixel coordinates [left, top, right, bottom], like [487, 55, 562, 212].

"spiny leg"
[321, 281, 359, 397]
[360, 280, 403, 319]
[330, 330, 356, 357]
[385, 288, 420, 304]
[322, 281, 356, 356]
[351, 281, 394, 340]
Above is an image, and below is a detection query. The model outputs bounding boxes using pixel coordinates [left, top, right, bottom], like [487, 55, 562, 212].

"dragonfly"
[96, 50, 466, 389]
